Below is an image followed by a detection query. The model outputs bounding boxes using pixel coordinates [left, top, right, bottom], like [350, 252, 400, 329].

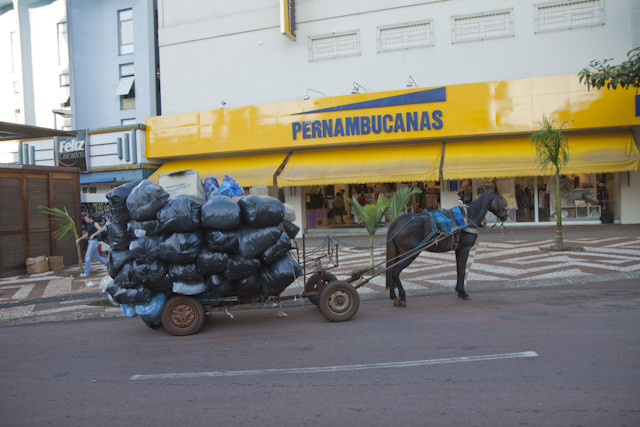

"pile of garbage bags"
[101, 179, 301, 324]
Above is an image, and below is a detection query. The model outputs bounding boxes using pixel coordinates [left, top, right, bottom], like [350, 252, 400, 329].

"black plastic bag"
[126, 180, 170, 221]
[159, 232, 203, 264]
[168, 263, 202, 283]
[145, 273, 173, 292]
[113, 285, 152, 304]
[113, 261, 140, 289]
[237, 196, 284, 227]
[280, 220, 300, 240]
[235, 272, 261, 297]
[156, 195, 202, 234]
[127, 219, 161, 238]
[172, 281, 206, 295]
[109, 205, 131, 225]
[260, 232, 292, 265]
[223, 255, 261, 281]
[107, 221, 131, 251]
[129, 235, 163, 263]
[260, 253, 302, 296]
[238, 226, 281, 259]
[133, 259, 167, 284]
[201, 195, 241, 230]
[107, 250, 133, 278]
[205, 274, 235, 297]
[196, 250, 228, 276]
[106, 179, 141, 209]
[205, 229, 240, 253]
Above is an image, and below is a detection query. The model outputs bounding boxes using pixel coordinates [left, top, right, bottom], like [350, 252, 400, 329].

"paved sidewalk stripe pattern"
[1, 236, 638, 324]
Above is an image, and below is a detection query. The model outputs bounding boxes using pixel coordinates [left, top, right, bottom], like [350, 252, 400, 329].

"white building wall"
[620, 172, 640, 224]
[156, 0, 635, 114]
[68, 0, 158, 130]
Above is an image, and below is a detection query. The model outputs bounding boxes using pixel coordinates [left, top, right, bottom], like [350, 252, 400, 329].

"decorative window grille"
[452, 9, 513, 43]
[309, 31, 360, 61]
[378, 21, 433, 52]
[535, 0, 604, 33]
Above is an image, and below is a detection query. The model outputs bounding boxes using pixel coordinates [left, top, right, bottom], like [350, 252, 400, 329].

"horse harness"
[425, 205, 479, 251]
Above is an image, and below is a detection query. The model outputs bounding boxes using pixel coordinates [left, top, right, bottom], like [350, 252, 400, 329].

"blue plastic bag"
[134, 293, 167, 318]
[215, 174, 245, 197]
[120, 304, 137, 318]
[203, 176, 219, 200]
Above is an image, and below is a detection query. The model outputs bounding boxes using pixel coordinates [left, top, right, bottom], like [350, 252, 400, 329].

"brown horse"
[385, 189, 508, 306]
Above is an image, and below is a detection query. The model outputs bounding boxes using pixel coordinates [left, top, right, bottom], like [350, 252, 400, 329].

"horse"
[385, 189, 508, 307]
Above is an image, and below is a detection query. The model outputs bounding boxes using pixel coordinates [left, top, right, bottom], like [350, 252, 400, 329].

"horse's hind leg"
[390, 256, 416, 307]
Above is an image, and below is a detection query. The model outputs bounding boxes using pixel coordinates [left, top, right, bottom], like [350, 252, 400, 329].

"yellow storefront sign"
[146, 74, 640, 161]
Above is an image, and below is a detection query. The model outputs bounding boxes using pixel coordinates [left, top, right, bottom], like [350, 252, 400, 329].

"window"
[59, 73, 70, 87]
[57, 22, 69, 66]
[117, 63, 135, 110]
[535, 0, 604, 33]
[452, 9, 514, 43]
[118, 8, 134, 55]
[309, 31, 360, 61]
[378, 21, 434, 52]
[10, 31, 19, 73]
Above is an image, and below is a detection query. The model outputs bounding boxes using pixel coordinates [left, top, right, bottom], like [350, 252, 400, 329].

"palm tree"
[530, 116, 569, 250]
[38, 205, 84, 270]
[385, 185, 422, 223]
[349, 193, 389, 267]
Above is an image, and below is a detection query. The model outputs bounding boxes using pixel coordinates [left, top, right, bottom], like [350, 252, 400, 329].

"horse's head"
[488, 190, 509, 222]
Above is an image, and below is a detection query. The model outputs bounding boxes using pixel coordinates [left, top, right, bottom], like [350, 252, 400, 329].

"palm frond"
[530, 116, 569, 172]
[385, 186, 422, 222]
[38, 205, 79, 241]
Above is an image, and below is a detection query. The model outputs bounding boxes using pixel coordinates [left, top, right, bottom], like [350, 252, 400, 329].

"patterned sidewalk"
[1, 231, 639, 326]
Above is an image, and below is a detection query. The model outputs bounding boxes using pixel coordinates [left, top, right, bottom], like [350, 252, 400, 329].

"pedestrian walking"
[77, 214, 107, 277]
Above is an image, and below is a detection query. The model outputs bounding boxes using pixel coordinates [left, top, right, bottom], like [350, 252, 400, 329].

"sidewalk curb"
[1, 270, 637, 327]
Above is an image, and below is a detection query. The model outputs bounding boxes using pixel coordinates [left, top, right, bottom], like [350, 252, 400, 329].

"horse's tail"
[385, 222, 397, 290]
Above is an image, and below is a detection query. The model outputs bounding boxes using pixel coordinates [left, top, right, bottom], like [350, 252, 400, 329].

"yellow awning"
[148, 153, 289, 187]
[277, 143, 442, 187]
[442, 131, 640, 180]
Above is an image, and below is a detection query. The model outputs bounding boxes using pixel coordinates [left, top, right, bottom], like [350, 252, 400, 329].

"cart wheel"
[161, 295, 205, 336]
[319, 280, 360, 322]
[305, 271, 337, 305]
[142, 317, 162, 330]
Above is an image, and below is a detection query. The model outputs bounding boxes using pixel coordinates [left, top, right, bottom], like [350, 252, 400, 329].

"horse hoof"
[457, 292, 471, 301]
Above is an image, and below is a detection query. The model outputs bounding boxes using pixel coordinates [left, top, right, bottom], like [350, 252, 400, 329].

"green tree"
[38, 206, 84, 271]
[530, 116, 569, 250]
[385, 185, 422, 223]
[578, 46, 640, 90]
[349, 193, 389, 267]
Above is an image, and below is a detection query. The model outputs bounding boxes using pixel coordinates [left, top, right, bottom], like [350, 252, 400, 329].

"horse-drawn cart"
[156, 236, 362, 336]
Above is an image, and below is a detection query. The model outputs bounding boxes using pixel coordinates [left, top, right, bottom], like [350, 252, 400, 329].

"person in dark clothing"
[76, 215, 107, 277]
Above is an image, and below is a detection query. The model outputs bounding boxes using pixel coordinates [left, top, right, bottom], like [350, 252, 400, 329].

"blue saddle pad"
[451, 206, 467, 229]
[432, 211, 453, 233]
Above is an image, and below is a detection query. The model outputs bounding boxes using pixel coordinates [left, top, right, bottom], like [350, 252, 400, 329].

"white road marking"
[131, 351, 538, 380]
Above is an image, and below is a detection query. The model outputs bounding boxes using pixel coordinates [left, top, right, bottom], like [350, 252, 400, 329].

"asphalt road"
[1, 279, 638, 426]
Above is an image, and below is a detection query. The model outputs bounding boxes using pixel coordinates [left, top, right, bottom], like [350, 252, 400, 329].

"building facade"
[1, 0, 161, 216]
[148, 0, 640, 229]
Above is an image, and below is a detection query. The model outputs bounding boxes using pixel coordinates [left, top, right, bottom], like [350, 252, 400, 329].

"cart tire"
[305, 271, 337, 305]
[161, 295, 205, 336]
[319, 280, 359, 322]
[142, 318, 162, 329]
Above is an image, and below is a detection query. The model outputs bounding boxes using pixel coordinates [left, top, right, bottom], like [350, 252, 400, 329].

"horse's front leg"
[454, 240, 476, 300]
